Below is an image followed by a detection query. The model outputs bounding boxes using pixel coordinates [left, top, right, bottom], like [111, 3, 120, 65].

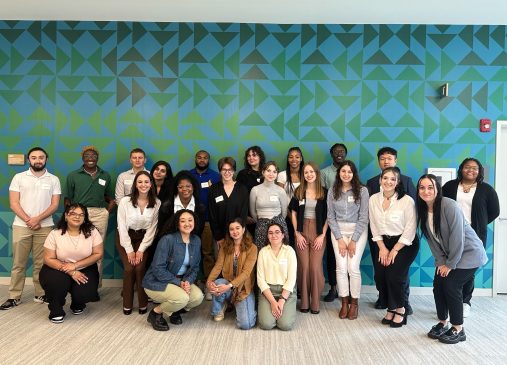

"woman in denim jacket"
[142, 209, 204, 331]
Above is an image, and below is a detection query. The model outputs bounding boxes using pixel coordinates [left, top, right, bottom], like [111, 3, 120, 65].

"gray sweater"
[425, 197, 488, 270]
[249, 181, 288, 221]
[327, 186, 369, 242]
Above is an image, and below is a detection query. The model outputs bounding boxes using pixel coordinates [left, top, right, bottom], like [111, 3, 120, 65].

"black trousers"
[325, 230, 337, 286]
[434, 267, 477, 325]
[369, 230, 411, 306]
[374, 235, 419, 310]
[39, 263, 99, 317]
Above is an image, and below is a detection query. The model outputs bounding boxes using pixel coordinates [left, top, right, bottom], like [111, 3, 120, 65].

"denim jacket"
[142, 232, 201, 291]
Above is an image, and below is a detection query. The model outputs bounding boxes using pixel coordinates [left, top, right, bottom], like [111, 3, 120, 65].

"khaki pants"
[145, 283, 204, 316]
[9, 225, 53, 299]
[87, 207, 109, 286]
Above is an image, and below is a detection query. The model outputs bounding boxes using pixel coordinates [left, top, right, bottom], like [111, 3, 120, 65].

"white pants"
[331, 222, 367, 299]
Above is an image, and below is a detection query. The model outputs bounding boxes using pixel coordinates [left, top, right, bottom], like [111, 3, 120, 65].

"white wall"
[3, 0, 507, 24]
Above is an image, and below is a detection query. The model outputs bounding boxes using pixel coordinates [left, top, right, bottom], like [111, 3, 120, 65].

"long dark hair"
[130, 171, 158, 208]
[244, 146, 265, 170]
[381, 167, 406, 200]
[294, 162, 326, 201]
[223, 218, 254, 255]
[150, 160, 174, 200]
[284, 147, 304, 196]
[416, 174, 442, 240]
[457, 157, 484, 184]
[160, 209, 198, 237]
[56, 203, 95, 238]
[333, 160, 363, 202]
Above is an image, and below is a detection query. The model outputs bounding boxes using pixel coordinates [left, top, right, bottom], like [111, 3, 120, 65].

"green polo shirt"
[320, 164, 338, 190]
[64, 166, 113, 208]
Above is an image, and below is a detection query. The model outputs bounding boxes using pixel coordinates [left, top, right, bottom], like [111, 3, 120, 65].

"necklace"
[84, 167, 98, 177]
[68, 233, 80, 249]
[462, 182, 476, 193]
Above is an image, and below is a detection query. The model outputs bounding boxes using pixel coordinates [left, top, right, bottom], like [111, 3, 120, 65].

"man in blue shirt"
[189, 150, 220, 300]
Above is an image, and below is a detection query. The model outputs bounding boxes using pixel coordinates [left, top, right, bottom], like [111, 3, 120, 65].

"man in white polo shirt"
[0, 147, 61, 310]
[115, 148, 148, 204]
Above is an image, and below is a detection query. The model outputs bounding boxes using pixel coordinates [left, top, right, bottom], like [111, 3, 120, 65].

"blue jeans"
[210, 278, 256, 330]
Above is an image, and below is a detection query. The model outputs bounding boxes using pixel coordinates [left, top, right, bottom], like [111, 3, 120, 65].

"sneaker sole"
[72, 310, 84, 315]
[50, 318, 65, 324]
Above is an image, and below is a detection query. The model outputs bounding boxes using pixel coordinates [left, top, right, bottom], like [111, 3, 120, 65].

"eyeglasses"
[177, 184, 193, 190]
[267, 230, 282, 235]
[221, 169, 234, 173]
[463, 166, 479, 171]
[68, 212, 85, 218]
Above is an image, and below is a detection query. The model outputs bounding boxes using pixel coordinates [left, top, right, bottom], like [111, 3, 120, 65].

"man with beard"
[366, 146, 416, 313]
[0, 147, 61, 310]
[189, 150, 220, 300]
[64, 146, 115, 285]
[320, 143, 347, 302]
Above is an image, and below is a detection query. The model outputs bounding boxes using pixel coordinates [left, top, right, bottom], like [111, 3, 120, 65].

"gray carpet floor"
[0, 285, 506, 365]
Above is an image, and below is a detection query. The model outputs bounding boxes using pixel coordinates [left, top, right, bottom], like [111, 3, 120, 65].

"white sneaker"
[214, 303, 227, 322]
[205, 289, 212, 301]
[463, 303, 471, 318]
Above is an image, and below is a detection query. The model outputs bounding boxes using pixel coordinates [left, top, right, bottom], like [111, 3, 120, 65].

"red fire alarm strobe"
[480, 119, 491, 132]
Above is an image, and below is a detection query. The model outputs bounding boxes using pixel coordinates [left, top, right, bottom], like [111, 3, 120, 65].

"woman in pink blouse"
[116, 171, 160, 315]
[39, 203, 103, 324]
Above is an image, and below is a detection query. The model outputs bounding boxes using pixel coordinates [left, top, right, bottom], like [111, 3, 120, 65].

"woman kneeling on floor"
[207, 218, 257, 329]
[257, 222, 297, 331]
[142, 209, 204, 331]
[39, 203, 103, 324]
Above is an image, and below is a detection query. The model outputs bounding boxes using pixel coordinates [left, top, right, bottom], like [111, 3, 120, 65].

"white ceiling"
[3, 0, 507, 24]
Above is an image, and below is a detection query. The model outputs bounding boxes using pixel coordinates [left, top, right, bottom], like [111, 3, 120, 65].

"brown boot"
[348, 298, 358, 320]
[339, 297, 349, 319]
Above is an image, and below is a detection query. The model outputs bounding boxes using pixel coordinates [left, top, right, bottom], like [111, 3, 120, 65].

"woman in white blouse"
[39, 203, 103, 324]
[257, 222, 297, 331]
[117, 171, 160, 315]
[368, 167, 419, 328]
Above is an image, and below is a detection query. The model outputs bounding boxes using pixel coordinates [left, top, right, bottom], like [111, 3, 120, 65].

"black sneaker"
[428, 322, 449, 339]
[169, 312, 183, 325]
[323, 289, 338, 302]
[147, 309, 169, 331]
[438, 327, 466, 344]
[71, 304, 86, 315]
[34, 295, 48, 304]
[0, 299, 20, 310]
[49, 313, 65, 324]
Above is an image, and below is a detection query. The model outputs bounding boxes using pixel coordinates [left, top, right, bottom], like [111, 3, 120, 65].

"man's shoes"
[169, 312, 183, 325]
[463, 303, 471, 318]
[147, 309, 169, 331]
[71, 304, 86, 315]
[49, 314, 65, 324]
[405, 302, 413, 315]
[34, 295, 47, 304]
[0, 299, 20, 310]
[323, 288, 338, 302]
[428, 322, 449, 339]
[438, 327, 466, 344]
[374, 299, 387, 310]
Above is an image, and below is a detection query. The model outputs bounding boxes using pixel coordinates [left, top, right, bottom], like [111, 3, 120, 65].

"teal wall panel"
[0, 22, 503, 287]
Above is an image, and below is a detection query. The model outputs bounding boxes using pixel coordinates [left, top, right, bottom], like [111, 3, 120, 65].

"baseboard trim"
[0, 277, 493, 296]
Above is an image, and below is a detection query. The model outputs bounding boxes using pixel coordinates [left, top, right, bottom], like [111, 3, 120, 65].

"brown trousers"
[296, 219, 325, 312]
[116, 230, 149, 309]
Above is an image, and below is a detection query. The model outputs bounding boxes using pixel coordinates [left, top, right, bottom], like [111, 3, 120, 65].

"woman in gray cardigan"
[416, 174, 487, 345]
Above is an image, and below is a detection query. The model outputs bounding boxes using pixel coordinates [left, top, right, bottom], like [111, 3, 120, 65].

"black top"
[208, 181, 249, 241]
[288, 189, 328, 235]
[157, 198, 206, 238]
[442, 179, 500, 246]
[236, 169, 263, 193]
[366, 171, 417, 201]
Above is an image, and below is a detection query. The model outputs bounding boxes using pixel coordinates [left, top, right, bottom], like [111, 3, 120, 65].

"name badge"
[98, 178, 106, 186]
[279, 258, 288, 265]
[299, 199, 305, 206]
[215, 195, 224, 203]
[347, 195, 355, 203]
[390, 211, 402, 222]
[269, 195, 278, 202]
[124, 179, 133, 185]
[201, 182, 209, 189]
[256, 178, 261, 182]
[41, 184, 50, 190]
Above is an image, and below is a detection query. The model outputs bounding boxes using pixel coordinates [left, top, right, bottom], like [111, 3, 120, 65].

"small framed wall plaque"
[427, 167, 456, 186]
[8, 154, 25, 165]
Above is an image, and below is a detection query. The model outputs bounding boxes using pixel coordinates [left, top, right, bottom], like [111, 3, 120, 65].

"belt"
[129, 229, 146, 234]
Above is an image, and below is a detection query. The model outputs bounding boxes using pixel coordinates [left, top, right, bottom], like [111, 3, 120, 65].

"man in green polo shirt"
[64, 146, 115, 285]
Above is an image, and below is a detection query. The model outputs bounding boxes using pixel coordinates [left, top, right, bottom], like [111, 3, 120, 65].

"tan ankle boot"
[348, 298, 358, 320]
[339, 297, 349, 319]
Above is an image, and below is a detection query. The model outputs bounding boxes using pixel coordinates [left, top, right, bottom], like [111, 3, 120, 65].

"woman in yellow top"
[207, 218, 257, 329]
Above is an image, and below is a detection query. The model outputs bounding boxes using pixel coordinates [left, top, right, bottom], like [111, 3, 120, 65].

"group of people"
[1, 143, 499, 344]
